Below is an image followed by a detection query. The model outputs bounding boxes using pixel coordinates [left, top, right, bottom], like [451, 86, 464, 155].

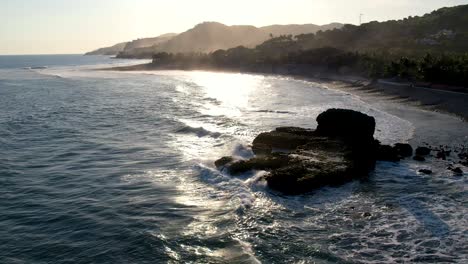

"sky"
[1, 0, 467, 55]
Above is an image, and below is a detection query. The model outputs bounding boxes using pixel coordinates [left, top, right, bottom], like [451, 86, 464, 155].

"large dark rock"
[216, 109, 412, 195]
[265, 137, 357, 194]
[316, 109, 375, 141]
[252, 127, 314, 155]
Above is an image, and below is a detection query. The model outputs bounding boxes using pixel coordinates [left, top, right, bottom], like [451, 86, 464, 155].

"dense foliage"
[150, 5, 468, 88]
[292, 5, 468, 54]
[151, 45, 468, 88]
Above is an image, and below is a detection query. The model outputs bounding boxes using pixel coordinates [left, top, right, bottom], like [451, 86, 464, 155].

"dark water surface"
[0, 55, 467, 263]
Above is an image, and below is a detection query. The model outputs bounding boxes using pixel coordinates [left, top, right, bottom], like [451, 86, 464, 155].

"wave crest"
[176, 125, 222, 138]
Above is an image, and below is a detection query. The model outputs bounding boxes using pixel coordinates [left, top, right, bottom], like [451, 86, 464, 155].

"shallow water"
[0, 55, 467, 263]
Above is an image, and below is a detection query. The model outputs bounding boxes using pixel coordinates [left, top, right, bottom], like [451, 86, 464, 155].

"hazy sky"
[1, 0, 467, 55]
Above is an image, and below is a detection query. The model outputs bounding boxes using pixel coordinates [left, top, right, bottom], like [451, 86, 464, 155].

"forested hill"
[289, 5, 468, 54]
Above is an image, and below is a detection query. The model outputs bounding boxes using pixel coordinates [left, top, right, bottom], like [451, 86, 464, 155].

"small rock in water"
[215, 156, 234, 168]
[377, 144, 401, 162]
[418, 169, 432, 174]
[415, 146, 431, 156]
[413, 155, 426, 162]
[436, 151, 447, 160]
[362, 212, 372, 217]
[394, 143, 413, 157]
[449, 167, 463, 175]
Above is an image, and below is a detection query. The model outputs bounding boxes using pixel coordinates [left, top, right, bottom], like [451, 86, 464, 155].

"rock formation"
[215, 109, 414, 194]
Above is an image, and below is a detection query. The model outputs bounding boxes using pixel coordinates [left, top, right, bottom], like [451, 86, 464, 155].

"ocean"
[0, 55, 467, 263]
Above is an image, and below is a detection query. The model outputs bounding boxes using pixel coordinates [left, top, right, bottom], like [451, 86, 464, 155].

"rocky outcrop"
[215, 109, 415, 194]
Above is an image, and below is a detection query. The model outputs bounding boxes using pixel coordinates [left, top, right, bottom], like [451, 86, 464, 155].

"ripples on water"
[0, 56, 467, 263]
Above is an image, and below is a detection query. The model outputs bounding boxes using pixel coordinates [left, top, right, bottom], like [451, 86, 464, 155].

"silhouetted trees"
[151, 45, 468, 88]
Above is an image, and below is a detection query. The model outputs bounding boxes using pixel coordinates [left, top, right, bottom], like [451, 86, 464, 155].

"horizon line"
[0, 53, 85, 56]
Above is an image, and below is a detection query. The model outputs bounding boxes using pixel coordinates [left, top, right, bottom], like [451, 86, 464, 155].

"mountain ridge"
[86, 22, 343, 57]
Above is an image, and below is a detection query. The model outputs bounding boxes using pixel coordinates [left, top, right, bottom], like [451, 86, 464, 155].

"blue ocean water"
[0, 55, 467, 263]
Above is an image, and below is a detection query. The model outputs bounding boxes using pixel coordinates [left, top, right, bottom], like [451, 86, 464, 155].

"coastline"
[103, 63, 468, 122]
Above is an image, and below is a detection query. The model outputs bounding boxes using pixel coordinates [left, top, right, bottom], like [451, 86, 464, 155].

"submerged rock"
[448, 166, 463, 175]
[215, 108, 415, 195]
[215, 156, 234, 168]
[419, 169, 433, 174]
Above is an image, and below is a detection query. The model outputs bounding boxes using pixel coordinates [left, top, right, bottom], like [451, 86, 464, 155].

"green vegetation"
[151, 48, 468, 87]
[149, 5, 468, 88]
[290, 5, 468, 54]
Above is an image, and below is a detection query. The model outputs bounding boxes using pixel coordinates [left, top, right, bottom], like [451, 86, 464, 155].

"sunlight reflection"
[189, 71, 264, 117]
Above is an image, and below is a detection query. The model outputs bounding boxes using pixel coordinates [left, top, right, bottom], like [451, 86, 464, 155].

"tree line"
[151, 44, 468, 88]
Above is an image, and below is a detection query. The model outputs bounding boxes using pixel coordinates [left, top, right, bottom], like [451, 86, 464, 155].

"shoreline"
[103, 63, 468, 122]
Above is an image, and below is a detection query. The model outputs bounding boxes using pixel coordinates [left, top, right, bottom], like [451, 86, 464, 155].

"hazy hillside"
[115, 22, 343, 58]
[85, 42, 128, 56]
[86, 34, 177, 56]
[122, 33, 177, 52]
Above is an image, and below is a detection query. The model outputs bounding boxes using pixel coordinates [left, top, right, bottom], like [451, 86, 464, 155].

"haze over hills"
[86, 22, 343, 58]
[142, 22, 343, 56]
[85, 34, 176, 56]
[121, 33, 178, 53]
[85, 42, 128, 56]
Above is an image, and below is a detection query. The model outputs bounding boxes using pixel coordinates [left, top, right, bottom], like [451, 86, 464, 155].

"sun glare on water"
[189, 71, 265, 117]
